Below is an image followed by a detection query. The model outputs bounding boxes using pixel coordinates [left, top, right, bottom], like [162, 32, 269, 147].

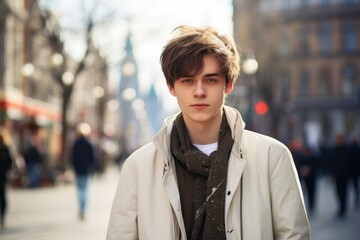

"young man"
[107, 26, 310, 240]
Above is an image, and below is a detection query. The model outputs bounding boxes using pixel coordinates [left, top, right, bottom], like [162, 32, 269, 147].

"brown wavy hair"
[160, 25, 240, 88]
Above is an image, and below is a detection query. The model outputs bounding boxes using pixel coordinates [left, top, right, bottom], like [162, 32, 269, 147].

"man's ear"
[225, 82, 234, 94]
[167, 83, 176, 96]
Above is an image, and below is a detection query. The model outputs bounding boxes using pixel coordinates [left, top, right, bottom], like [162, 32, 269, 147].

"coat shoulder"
[123, 141, 161, 167]
[243, 130, 291, 156]
[244, 130, 287, 147]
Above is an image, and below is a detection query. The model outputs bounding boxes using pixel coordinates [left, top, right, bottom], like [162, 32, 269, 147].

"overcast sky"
[40, 0, 233, 113]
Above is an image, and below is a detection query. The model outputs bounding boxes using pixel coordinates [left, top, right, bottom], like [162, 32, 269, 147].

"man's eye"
[206, 78, 218, 83]
[182, 79, 193, 84]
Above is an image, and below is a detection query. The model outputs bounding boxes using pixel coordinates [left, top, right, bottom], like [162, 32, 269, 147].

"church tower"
[118, 32, 141, 152]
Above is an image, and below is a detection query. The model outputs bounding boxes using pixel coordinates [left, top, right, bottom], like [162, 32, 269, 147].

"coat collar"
[153, 106, 246, 164]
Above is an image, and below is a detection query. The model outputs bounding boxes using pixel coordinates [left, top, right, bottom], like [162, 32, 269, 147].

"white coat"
[106, 106, 310, 240]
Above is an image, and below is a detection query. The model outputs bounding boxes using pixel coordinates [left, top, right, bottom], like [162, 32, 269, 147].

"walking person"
[0, 134, 13, 229]
[70, 123, 96, 220]
[107, 25, 309, 239]
[330, 134, 351, 218]
[289, 138, 306, 177]
[348, 137, 360, 208]
[23, 137, 43, 188]
[300, 146, 320, 216]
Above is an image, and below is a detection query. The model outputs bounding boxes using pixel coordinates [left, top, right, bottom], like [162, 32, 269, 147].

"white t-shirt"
[193, 142, 218, 156]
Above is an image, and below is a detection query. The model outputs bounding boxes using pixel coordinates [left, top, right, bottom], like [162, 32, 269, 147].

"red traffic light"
[255, 101, 268, 115]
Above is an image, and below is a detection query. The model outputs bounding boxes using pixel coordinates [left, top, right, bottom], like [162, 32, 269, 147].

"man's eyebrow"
[178, 72, 223, 78]
[178, 75, 193, 78]
[204, 73, 223, 77]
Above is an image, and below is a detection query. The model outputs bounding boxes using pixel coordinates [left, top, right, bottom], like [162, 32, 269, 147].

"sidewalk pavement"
[306, 177, 360, 240]
[0, 166, 119, 240]
[1, 166, 359, 240]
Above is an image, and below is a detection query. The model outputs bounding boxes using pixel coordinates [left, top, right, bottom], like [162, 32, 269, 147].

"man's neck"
[184, 115, 222, 145]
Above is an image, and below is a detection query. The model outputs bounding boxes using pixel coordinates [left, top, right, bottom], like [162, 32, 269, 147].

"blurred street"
[0, 166, 359, 240]
[307, 178, 360, 240]
[0, 166, 119, 240]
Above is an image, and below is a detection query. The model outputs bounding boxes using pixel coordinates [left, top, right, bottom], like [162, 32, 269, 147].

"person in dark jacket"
[289, 138, 305, 178]
[330, 134, 351, 218]
[348, 137, 360, 208]
[70, 123, 96, 220]
[23, 138, 43, 188]
[0, 134, 13, 228]
[300, 146, 320, 216]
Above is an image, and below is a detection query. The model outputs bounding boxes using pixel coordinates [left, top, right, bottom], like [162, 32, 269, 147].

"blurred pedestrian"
[318, 143, 332, 177]
[0, 134, 13, 229]
[330, 134, 351, 218]
[23, 137, 43, 188]
[107, 25, 309, 240]
[348, 137, 360, 208]
[289, 138, 306, 177]
[70, 123, 96, 220]
[300, 146, 320, 216]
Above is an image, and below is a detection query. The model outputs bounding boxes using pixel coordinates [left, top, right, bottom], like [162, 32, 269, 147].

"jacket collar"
[153, 105, 246, 165]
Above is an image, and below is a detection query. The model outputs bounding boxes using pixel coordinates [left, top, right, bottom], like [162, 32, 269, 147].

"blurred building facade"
[69, 39, 109, 171]
[0, 0, 62, 172]
[232, 0, 360, 148]
[0, 0, 112, 184]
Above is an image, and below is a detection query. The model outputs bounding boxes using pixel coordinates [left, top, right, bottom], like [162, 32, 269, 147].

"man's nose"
[194, 82, 206, 97]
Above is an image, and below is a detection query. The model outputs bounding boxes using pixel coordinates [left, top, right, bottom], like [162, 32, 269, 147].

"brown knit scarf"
[170, 112, 234, 240]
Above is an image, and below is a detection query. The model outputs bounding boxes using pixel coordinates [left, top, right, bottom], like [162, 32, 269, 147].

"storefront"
[0, 91, 61, 187]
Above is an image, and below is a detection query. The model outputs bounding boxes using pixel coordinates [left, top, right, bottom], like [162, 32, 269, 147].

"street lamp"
[51, 53, 64, 67]
[93, 86, 105, 99]
[22, 63, 35, 77]
[22, 62, 36, 97]
[21, 62, 39, 135]
[242, 53, 259, 130]
[62, 71, 74, 86]
[243, 57, 259, 75]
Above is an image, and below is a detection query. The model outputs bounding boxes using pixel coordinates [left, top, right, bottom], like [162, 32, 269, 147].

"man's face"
[168, 54, 233, 127]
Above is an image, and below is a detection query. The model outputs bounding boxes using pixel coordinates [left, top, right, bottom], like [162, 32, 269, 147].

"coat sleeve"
[106, 156, 139, 240]
[268, 143, 310, 240]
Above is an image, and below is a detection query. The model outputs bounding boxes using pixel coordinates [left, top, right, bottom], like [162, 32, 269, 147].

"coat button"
[227, 191, 231, 195]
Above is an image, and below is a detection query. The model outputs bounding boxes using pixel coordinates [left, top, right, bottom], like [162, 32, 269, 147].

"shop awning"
[0, 94, 61, 122]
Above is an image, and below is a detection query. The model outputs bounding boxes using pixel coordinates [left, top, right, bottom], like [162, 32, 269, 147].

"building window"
[343, 0, 356, 4]
[342, 21, 357, 53]
[300, 0, 309, 8]
[318, 68, 331, 96]
[320, 0, 331, 6]
[299, 71, 309, 97]
[279, 27, 289, 56]
[299, 26, 309, 56]
[319, 23, 331, 54]
[342, 65, 357, 96]
[279, 72, 290, 101]
[281, 0, 291, 11]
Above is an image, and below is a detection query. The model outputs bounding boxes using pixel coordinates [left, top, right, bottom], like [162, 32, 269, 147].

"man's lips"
[191, 103, 209, 109]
